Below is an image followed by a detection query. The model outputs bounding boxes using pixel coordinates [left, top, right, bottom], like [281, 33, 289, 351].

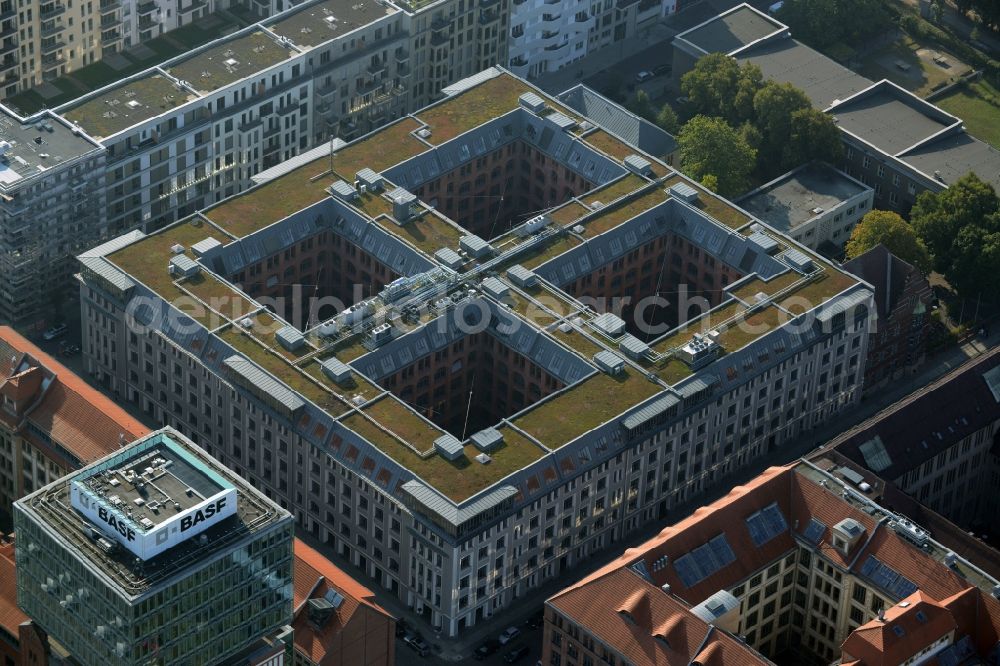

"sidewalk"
[376, 332, 998, 662]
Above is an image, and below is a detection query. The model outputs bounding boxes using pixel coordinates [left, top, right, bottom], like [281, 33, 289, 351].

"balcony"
[178, 0, 205, 14]
[99, 0, 120, 13]
[509, 55, 527, 67]
[541, 13, 561, 21]
[39, 3, 66, 20]
[0, 55, 17, 73]
[40, 20, 65, 37]
[543, 40, 567, 52]
[41, 53, 62, 69]
[0, 6, 13, 20]
[137, 15, 155, 29]
[0, 39, 16, 56]
[367, 60, 385, 76]
[394, 47, 409, 62]
[100, 30, 121, 45]
[40, 39, 65, 54]
[136, 0, 156, 14]
[541, 29, 559, 39]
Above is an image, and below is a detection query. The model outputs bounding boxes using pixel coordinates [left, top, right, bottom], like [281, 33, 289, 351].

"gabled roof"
[548, 566, 769, 666]
[0, 538, 27, 641]
[842, 591, 957, 666]
[292, 539, 393, 664]
[0, 327, 149, 466]
[826, 347, 1000, 482]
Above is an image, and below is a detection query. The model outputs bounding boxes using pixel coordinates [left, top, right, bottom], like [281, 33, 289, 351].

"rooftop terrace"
[167, 31, 296, 94]
[62, 73, 197, 140]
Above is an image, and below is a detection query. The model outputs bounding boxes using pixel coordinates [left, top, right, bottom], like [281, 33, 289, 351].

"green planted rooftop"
[63, 74, 195, 139]
[415, 74, 540, 144]
[376, 210, 464, 256]
[578, 186, 670, 238]
[512, 370, 662, 449]
[167, 31, 294, 93]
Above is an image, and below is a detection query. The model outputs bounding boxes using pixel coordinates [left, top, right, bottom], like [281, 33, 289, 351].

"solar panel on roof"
[745, 502, 788, 546]
[802, 518, 826, 545]
[859, 555, 918, 600]
[672, 533, 736, 588]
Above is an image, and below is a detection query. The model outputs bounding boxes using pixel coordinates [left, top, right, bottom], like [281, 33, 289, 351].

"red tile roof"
[842, 592, 957, 666]
[292, 539, 393, 664]
[0, 327, 148, 465]
[549, 461, 1000, 666]
[549, 567, 769, 666]
[0, 539, 27, 640]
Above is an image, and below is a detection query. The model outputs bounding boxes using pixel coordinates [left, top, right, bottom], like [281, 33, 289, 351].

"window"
[863, 156, 871, 169]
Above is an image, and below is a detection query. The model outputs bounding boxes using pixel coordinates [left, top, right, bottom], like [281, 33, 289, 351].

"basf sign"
[71, 483, 237, 560]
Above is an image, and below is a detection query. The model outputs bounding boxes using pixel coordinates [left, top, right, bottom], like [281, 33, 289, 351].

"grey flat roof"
[0, 110, 101, 188]
[900, 131, 1000, 191]
[738, 38, 873, 109]
[832, 88, 956, 155]
[676, 4, 784, 55]
[739, 163, 870, 232]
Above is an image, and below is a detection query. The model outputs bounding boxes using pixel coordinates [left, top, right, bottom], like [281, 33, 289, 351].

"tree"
[778, 0, 890, 50]
[783, 107, 844, 171]
[846, 210, 932, 273]
[680, 54, 763, 126]
[678, 116, 757, 198]
[945, 224, 1000, 298]
[628, 89, 656, 123]
[911, 173, 1000, 271]
[752, 82, 812, 173]
[655, 103, 679, 134]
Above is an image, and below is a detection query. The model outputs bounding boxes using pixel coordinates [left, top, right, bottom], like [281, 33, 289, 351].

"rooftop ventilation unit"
[434, 434, 464, 461]
[460, 234, 494, 259]
[518, 92, 546, 114]
[516, 213, 551, 237]
[547, 112, 577, 131]
[782, 248, 814, 272]
[191, 237, 222, 258]
[677, 333, 721, 369]
[618, 334, 650, 360]
[593, 350, 625, 375]
[434, 247, 464, 270]
[590, 313, 626, 338]
[416, 127, 432, 139]
[506, 264, 538, 288]
[320, 357, 353, 386]
[388, 187, 417, 224]
[748, 230, 779, 255]
[275, 326, 305, 352]
[168, 254, 200, 278]
[624, 154, 653, 177]
[889, 518, 929, 547]
[475, 453, 492, 464]
[355, 167, 384, 193]
[470, 427, 504, 453]
[481, 276, 510, 300]
[369, 323, 393, 346]
[669, 182, 699, 204]
[170, 243, 185, 254]
[329, 179, 358, 202]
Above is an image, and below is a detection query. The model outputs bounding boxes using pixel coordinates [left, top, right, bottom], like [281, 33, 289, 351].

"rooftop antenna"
[461, 373, 475, 441]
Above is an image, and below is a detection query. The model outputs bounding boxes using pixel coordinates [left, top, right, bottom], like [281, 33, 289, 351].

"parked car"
[42, 324, 67, 341]
[635, 70, 654, 83]
[474, 639, 501, 660]
[498, 626, 522, 645]
[394, 619, 408, 638]
[60, 344, 80, 357]
[403, 634, 430, 657]
[524, 610, 544, 629]
[504, 646, 530, 663]
[653, 63, 672, 76]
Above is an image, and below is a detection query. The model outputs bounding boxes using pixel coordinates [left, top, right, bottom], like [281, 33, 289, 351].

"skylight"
[745, 502, 788, 546]
[802, 518, 826, 545]
[673, 534, 736, 587]
[859, 555, 918, 600]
